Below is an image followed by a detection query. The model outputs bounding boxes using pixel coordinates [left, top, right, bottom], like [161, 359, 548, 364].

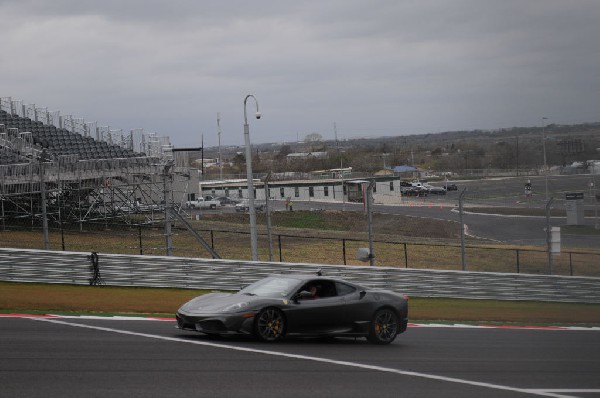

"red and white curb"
[0, 314, 173, 321]
[1, 314, 598, 331]
[407, 323, 600, 331]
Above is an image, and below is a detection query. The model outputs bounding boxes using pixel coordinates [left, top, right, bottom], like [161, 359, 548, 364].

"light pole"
[244, 95, 261, 261]
[542, 117, 549, 201]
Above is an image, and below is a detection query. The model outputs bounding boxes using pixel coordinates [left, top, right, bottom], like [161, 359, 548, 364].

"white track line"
[30, 317, 582, 398]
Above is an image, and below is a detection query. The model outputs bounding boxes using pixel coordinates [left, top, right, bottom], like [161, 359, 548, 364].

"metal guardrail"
[0, 248, 599, 304]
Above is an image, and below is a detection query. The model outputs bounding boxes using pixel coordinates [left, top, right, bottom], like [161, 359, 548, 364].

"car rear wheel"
[254, 307, 285, 342]
[367, 308, 399, 345]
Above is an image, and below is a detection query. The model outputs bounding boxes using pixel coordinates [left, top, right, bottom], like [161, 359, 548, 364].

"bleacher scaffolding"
[0, 96, 195, 227]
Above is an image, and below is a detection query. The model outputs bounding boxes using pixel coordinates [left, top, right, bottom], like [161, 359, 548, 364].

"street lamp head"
[243, 94, 261, 124]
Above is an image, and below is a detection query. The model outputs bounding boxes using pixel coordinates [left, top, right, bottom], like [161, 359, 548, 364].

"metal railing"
[1, 248, 598, 304]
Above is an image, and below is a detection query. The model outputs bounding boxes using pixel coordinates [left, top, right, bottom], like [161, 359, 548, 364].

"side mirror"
[359, 291, 366, 300]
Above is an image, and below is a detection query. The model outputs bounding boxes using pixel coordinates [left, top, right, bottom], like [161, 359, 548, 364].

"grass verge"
[1, 282, 598, 326]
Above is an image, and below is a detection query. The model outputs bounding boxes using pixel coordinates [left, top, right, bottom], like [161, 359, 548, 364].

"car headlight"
[221, 302, 249, 313]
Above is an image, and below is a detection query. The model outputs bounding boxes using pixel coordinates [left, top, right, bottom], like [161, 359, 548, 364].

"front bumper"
[176, 311, 255, 335]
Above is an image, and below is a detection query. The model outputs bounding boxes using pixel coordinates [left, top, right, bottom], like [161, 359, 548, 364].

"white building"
[198, 176, 406, 205]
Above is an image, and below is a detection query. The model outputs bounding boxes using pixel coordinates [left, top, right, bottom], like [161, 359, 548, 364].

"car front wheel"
[254, 307, 285, 342]
[367, 308, 399, 345]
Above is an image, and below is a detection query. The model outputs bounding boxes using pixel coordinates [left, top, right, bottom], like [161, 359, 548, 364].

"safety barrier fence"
[1, 248, 598, 304]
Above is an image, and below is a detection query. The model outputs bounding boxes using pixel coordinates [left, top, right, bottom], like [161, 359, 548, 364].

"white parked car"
[185, 197, 220, 209]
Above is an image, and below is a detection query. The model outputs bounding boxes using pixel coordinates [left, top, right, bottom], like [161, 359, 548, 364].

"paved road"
[254, 175, 599, 248]
[2, 316, 599, 398]
[283, 198, 597, 248]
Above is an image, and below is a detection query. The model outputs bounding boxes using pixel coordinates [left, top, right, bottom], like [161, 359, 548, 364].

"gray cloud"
[1, 0, 599, 147]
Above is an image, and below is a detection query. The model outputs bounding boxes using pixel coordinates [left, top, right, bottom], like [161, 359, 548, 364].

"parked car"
[176, 273, 408, 344]
[216, 196, 239, 206]
[444, 183, 458, 191]
[427, 186, 447, 195]
[185, 197, 220, 209]
[235, 199, 266, 212]
[402, 186, 428, 197]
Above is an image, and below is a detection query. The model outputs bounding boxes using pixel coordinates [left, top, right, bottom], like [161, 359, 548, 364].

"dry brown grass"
[0, 282, 203, 315]
[1, 282, 598, 325]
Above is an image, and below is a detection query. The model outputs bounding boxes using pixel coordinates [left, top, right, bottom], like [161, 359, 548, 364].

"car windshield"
[239, 276, 301, 298]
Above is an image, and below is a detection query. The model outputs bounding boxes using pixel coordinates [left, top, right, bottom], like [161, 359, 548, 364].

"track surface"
[1, 316, 599, 398]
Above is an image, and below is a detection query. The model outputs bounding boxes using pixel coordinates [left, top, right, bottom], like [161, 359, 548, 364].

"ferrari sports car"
[176, 273, 408, 344]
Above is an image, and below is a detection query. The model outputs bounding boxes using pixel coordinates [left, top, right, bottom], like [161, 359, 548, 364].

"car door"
[284, 279, 346, 334]
[335, 281, 374, 327]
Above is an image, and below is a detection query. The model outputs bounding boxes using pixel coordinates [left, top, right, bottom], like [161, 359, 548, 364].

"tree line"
[203, 123, 600, 176]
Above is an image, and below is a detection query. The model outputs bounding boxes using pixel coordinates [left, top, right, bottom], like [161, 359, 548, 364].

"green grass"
[561, 225, 600, 235]
[274, 211, 342, 230]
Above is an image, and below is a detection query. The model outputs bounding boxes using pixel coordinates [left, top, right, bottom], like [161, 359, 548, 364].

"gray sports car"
[176, 273, 408, 344]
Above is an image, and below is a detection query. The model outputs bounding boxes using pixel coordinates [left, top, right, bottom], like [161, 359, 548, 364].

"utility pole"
[201, 133, 205, 180]
[264, 172, 273, 261]
[217, 112, 223, 181]
[366, 180, 376, 267]
[542, 117, 549, 201]
[515, 135, 519, 177]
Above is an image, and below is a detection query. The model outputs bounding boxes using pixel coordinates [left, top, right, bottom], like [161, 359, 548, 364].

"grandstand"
[0, 96, 195, 227]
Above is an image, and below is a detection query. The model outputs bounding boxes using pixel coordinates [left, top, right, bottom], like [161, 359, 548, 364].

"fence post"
[342, 238, 347, 265]
[138, 225, 143, 255]
[569, 252, 573, 276]
[278, 235, 282, 262]
[210, 230, 215, 249]
[61, 224, 65, 251]
[404, 243, 408, 268]
[516, 249, 520, 273]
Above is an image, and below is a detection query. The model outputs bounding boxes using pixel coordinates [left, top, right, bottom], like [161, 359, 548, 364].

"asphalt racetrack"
[1, 316, 599, 398]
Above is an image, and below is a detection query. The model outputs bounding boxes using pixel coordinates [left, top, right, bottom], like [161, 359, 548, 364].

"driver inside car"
[299, 285, 320, 299]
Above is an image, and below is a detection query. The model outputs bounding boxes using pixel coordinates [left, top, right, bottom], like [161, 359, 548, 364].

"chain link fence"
[1, 212, 598, 277]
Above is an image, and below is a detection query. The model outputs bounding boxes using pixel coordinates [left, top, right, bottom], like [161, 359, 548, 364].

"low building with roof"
[198, 175, 407, 206]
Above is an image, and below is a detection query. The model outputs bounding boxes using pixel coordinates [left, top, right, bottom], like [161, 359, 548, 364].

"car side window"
[318, 280, 337, 297]
[335, 282, 357, 296]
[299, 280, 338, 298]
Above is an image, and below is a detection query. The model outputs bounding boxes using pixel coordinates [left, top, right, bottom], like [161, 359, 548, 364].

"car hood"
[178, 292, 257, 314]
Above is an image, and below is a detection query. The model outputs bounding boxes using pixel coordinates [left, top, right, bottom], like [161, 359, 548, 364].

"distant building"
[198, 175, 406, 205]
[286, 152, 328, 161]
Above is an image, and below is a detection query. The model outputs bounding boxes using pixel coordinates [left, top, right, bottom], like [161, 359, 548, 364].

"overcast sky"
[2, 0, 599, 148]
